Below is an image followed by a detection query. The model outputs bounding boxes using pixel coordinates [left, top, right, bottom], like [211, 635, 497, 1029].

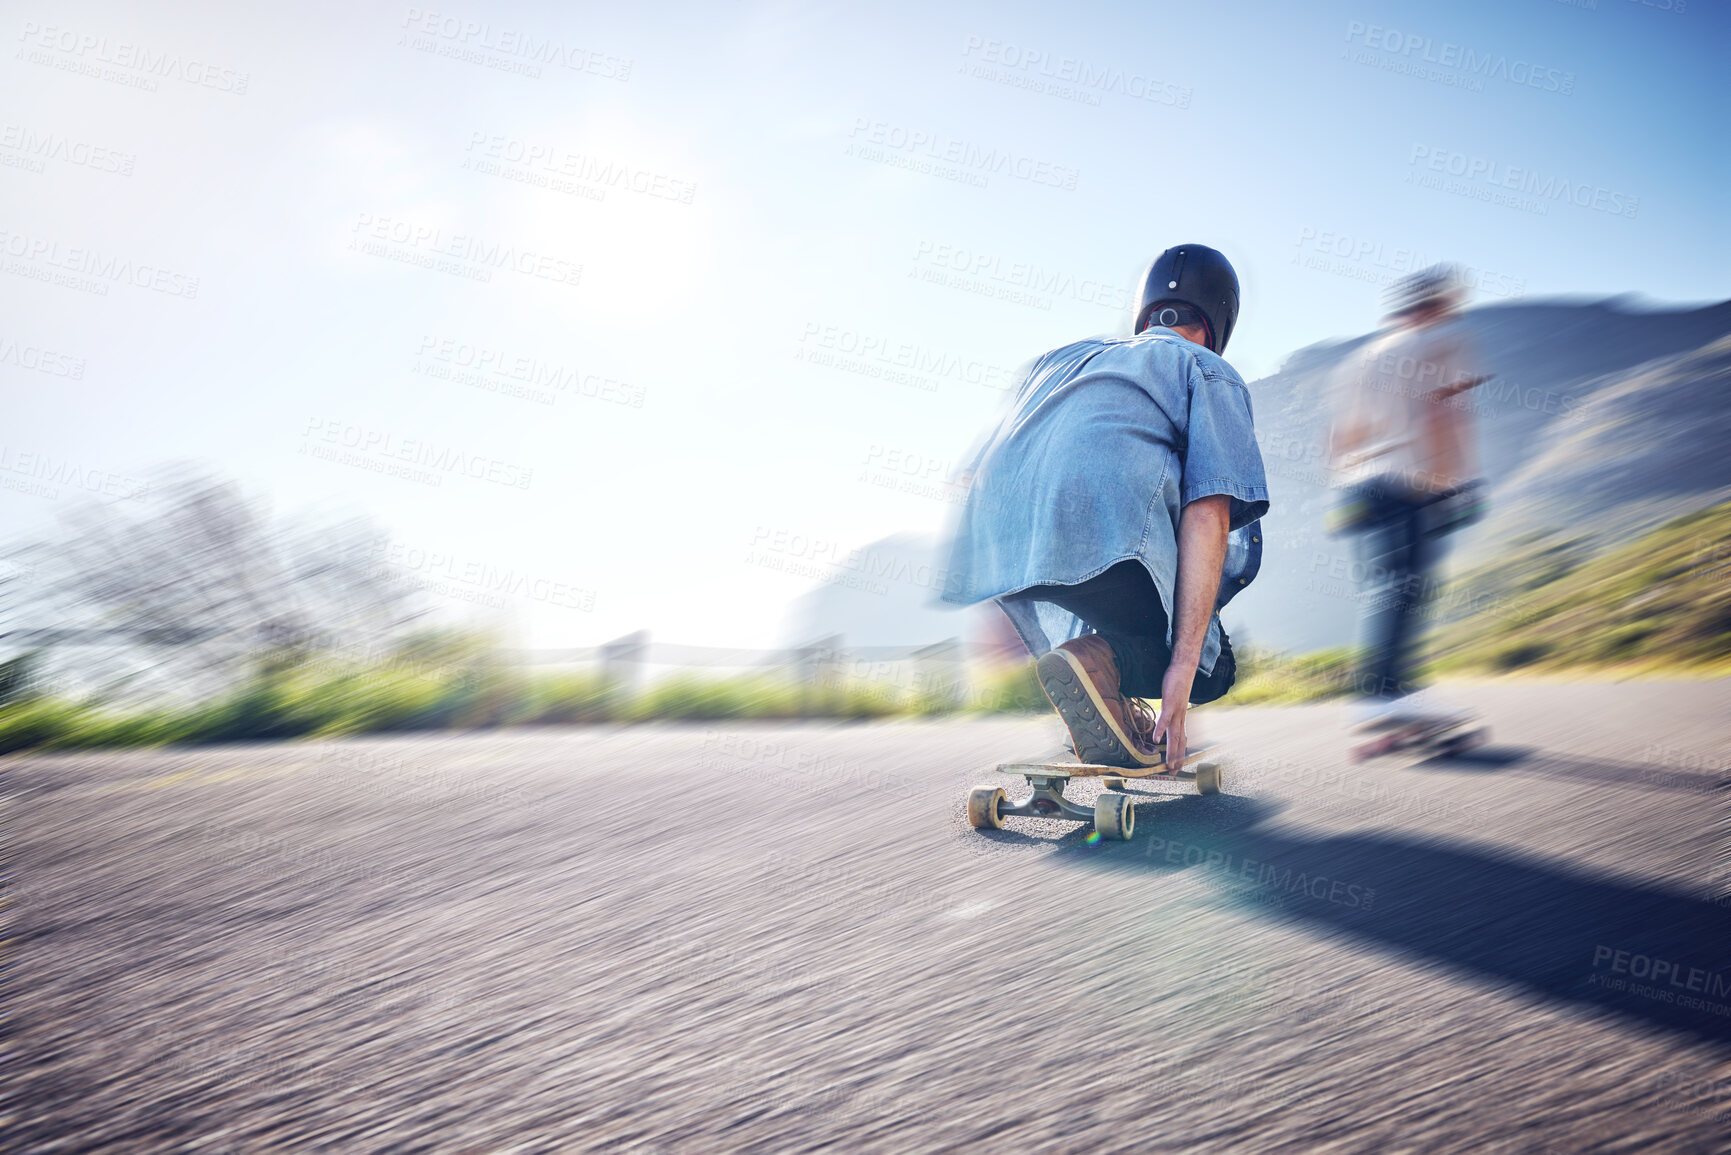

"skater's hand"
[1152, 662, 1197, 771]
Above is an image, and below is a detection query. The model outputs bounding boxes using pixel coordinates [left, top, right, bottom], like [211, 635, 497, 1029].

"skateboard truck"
[966, 752, 1225, 841]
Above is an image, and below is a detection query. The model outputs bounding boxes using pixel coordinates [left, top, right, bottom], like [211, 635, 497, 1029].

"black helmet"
[1134, 244, 1240, 355]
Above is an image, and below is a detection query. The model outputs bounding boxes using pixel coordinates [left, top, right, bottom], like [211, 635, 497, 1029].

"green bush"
[623, 674, 801, 721]
[964, 663, 1047, 714]
[1433, 499, 1731, 675]
[0, 698, 92, 754]
[1228, 647, 1358, 705]
[1489, 641, 1552, 670]
[517, 672, 616, 724]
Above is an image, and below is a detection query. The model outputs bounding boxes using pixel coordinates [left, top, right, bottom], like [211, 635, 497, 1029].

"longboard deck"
[1350, 714, 1477, 737]
[1350, 718, 1486, 762]
[997, 742, 1221, 781]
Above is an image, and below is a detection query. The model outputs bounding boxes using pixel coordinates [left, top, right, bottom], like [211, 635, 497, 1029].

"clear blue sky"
[3, 0, 1726, 647]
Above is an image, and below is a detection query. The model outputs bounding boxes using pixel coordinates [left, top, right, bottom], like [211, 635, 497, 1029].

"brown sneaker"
[1035, 636, 1166, 769]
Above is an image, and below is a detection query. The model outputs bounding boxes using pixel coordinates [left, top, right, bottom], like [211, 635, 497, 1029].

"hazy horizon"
[5, 0, 1726, 650]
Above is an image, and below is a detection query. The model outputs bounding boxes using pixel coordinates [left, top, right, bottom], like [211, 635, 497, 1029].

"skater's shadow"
[1408, 748, 1726, 796]
[1075, 791, 1731, 1046]
[1407, 744, 1531, 771]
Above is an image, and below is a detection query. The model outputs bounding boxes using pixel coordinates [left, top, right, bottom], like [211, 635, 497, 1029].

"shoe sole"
[1035, 648, 1163, 769]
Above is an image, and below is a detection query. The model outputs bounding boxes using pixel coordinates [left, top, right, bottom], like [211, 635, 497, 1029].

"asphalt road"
[9, 680, 1731, 1151]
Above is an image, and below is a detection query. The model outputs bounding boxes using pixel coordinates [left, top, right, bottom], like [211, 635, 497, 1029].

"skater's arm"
[1170, 494, 1231, 676]
[1152, 494, 1231, 770]
[1431, 373, 1492, 401]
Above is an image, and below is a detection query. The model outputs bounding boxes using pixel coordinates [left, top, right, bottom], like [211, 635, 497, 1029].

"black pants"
[1345, 481, 1444, 701]
[1009, 560, 1237, 703]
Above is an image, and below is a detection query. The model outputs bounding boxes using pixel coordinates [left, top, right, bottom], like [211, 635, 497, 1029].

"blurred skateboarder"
[1327, 264, 1490, 729]
[942, 245, 1269, 771]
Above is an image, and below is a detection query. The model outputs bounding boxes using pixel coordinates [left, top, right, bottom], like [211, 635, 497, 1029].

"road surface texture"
[9, 680, 1731, 1151]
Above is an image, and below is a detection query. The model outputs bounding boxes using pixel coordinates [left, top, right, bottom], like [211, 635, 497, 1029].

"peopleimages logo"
[414, 336, 647, 408]
[399, 8, 632, 80]
[16, 20, 251, 94]
[0, 335, 85, 379]
[0, 123, 135, 175]
[910, 240, 1130, 313]
[1344, 21, 1575, 95]
[958, 35, 1192, 108]
[300, 418, 533, 490]
[796, 321, 1015, 392]
[0, 445, 149, 500]
[1293, 227, 1527, 299]
[1590, 946, 1731, 1013]
[463, 132, 696, 205]
[348, 214, 583, 287]
[369, 539, 596, 611]
[747, 526, 953, 596]
[846, 118, 1079, 190]
[1407, 145, 1639, 219]
[0, 227, 201, 298]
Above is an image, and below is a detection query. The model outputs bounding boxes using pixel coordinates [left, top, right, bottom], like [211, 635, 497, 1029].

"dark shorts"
[1006, 560, 1237, 702]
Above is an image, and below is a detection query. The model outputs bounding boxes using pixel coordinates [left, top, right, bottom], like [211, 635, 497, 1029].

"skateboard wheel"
[1102, 776, 1125, 792]
[1094, 792, 1134, 840]
[1194, 762, 1224, 795]
[967, 785, 1006, 831]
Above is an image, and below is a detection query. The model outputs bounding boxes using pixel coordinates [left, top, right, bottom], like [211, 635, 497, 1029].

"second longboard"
[1349, 717, 1486, 763]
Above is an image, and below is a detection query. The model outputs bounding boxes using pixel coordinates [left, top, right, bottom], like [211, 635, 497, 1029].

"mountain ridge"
[783, 296, 1731, 657]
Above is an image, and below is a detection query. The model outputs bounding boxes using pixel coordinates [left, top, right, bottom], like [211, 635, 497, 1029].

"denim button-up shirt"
[941, 328, 1270, 675]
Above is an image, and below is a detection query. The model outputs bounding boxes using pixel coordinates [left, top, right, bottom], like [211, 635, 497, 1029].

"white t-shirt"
[1328, 318, 1484, 494]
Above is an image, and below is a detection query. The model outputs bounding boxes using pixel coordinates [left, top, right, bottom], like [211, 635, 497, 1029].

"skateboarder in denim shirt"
[942, 245, 1269, 771]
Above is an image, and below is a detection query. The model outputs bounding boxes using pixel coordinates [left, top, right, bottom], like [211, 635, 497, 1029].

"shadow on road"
[1039, 790, 1731, 1047]
[1409, 748, 1728, 796]
[1408, 745, 1533, 772]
